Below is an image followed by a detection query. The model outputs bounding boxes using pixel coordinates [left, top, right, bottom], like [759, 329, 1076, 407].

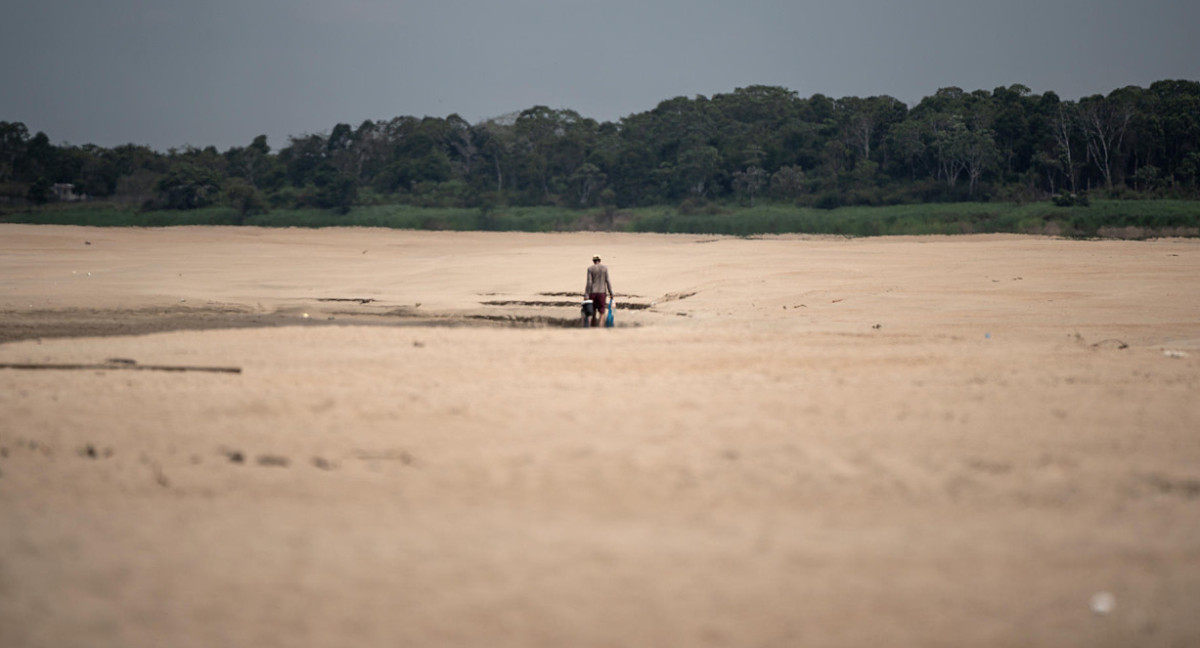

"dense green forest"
[3, 80, 1199, 222]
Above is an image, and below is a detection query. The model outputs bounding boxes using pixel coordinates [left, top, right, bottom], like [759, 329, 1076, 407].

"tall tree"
[1149, 80, 1200, 184]
[1078, 92, 1134, 190]
[676, 145, 721, 197]
[732, 165, 767, 205]
[835, 95, 906, 163]
[156, 162, 222, 209]
[0, 121, 30, 181]
[570, 162, 606, 207]
[1049, 100, 1081, 194]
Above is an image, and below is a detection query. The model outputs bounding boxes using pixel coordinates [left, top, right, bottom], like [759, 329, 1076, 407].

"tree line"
[3, 80, 1199, 216]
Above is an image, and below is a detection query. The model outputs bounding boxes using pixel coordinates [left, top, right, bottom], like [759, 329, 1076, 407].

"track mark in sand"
[484, 299, 581, 308]
[1091, 339, 1129, 350]
[78, 444, 115, 459]
[353, 449, 419, 467]
[1142, 473, 1200, 499]
[256, 454, 290, 467]
[317, 297, 376, 305]
[657, 291, 696, 303]
[538, 291, 644, 298]
[222, 447, 337, 470]
[482, 299, 653, 311]
[0, 361, 242, 374]
[468, 313, 581, 328]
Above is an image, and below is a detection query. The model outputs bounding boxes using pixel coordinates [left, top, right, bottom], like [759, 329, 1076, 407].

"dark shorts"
[589, 293, 607, 313]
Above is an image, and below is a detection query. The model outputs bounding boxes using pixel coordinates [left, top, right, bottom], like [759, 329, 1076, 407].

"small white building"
[52, 183, 85, 202]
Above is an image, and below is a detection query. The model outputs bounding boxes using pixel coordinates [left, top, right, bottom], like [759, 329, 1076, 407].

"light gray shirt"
[585, 263, 612, 295]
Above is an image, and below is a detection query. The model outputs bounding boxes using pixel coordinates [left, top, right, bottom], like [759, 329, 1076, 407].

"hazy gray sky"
[3, 0, 1198, 151]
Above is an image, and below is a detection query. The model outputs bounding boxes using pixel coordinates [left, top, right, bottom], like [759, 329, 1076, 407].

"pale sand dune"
[1, 224, 1198, 647]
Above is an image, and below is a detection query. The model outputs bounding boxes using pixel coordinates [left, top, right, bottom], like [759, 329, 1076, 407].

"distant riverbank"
[4, 199, 1199, 238]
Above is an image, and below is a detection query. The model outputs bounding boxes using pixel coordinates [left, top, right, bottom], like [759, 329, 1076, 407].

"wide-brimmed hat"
[593, 254, 601, 260]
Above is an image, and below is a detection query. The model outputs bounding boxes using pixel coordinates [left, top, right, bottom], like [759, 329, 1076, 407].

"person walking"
[584, 254, 613, 328]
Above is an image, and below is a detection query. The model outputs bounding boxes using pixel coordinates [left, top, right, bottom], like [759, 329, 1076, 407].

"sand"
[1, 223, 1198, 647]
